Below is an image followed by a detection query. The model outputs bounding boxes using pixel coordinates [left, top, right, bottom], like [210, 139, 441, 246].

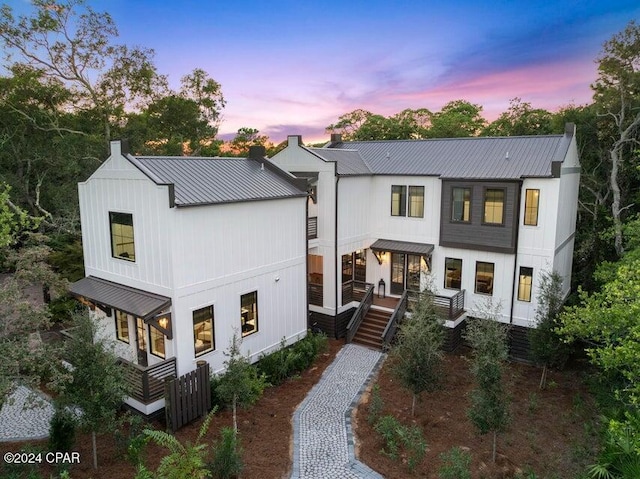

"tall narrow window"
[408, 186, 424, 218]
[354, 250, 366, 282]
[149, 326, 165, 358]
[475, 262, 495, 295]
[341, 253, 353, 284]
[445, 258, 462, 290]
[115, 310, 129, 343]
[110, 212, 135, 261]
[518, 267, 533, 302]
[483, 189, 505, 225]
[391, 185, 407, 216]
[524, 189, 540, 226]
[241, 291, 258, 337]
[407, 255, 422, 291]
[193, 306, 214, 357]
[451, 187, 471, 222]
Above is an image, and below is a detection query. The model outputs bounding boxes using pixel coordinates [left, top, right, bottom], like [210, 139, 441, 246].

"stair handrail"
[345, 284, 374, 343]
[381, 290, 409, 351]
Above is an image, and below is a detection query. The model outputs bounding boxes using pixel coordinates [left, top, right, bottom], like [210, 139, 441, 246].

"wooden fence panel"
[165, 362, 211, 432]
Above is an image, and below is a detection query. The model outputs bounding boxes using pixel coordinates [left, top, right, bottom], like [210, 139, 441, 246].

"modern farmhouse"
[270, 124, 580, 354]
[69, 140, 308, 414]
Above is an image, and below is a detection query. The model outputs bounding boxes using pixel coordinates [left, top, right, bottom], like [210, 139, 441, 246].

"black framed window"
[115, 310, 129, 343]
[524, 189, 539, 226]
[193, 306, 214, 357]
[475, 262, 495, 295]
[391, 185, 407, 216]
[451, 187, 471, 222]
[149, 325, 165, 358]
[241, 291, 258, 337]
[483, 189, 505, 225]
[354, 250, 366, 282]
[408, 186, 424, 218]
[444, 258, 462, 290]
[341, 253, 353, 284]
[109, 212, 135, 261]
[518, 267, 533, 302]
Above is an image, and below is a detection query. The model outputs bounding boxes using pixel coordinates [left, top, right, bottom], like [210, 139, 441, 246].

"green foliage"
[208, 427, 243, 479]
[427, 100, 486, 138]
[391, 289, 445, 415]
[464, 315, 510, 462]
[48, 405, 77, 453]
[373, 415, 427, 472]
[143, 409, 217, 479]
[254, 332, 328, 386]
[215, 334, 267, 433]
[438, 446, 472, 479]
[367, 384, 384, 425]
[114, 412, 150, 467]
[483, 98, 556, 136]
[587, 412, 640, 479]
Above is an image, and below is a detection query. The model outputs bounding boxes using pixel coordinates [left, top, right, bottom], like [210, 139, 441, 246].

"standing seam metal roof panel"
[128, 156, 306, 206]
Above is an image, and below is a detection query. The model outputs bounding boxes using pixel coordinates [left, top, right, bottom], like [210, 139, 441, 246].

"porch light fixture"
[149, 312, 173, 339]
[373, 250, 385, 265]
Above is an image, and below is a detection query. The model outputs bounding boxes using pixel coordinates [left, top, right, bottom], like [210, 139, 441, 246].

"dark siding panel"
[509, 325, 532, 362]
[443, 320, 467, 352]
[309, 308, 356, 339]
[440, 180, 520, 253]
[336, 308, 356, 339]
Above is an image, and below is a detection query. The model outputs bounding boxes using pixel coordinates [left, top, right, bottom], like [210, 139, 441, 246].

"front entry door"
[391, 253, 405, 295]
[135, 317, 148, 367]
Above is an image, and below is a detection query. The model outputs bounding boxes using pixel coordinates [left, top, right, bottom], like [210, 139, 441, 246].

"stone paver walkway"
[291, 343, 385, 479]
[0, 385, 54, 442]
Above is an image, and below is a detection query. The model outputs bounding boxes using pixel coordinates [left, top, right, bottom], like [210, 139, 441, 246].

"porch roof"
[370, 239, 434, 256]
[69, 276, 171, 320]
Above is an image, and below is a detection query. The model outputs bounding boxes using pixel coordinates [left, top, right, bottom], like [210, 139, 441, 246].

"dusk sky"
[7, 1, 640, 143]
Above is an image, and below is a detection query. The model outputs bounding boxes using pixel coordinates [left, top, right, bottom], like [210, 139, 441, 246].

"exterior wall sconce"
[149, 312, 173, 339]
[373, 250, 385, 265]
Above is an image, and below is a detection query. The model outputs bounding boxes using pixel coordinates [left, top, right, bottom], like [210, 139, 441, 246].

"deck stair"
[352, 307, 392, 350]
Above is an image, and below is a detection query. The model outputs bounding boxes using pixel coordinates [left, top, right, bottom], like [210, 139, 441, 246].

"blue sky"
[7, 0, 640, 142]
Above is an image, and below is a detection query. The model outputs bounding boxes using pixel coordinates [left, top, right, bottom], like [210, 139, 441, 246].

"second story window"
[524, 189, 540, 226]
[391, 185, 407, 216]
[483, 189, 505, 225]
[451, 187, 471, 222]
[408, 186, 424, 218]
[110, 212, 135, 261]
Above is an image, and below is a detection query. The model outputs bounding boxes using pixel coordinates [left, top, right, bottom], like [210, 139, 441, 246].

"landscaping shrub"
[209, 427, 243, 479]
[48, 405, 76, 453]
[367, 384, 384, 425]
[374, 414, 426, 471]
[255, 331, 328, 386]
[438, 446, 472, 479]
[114, 412, 150, 466]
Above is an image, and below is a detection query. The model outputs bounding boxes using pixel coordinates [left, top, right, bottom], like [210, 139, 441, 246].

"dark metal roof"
[69, 276, 171, 320]
[326, 133, 572, 179]
[307, 148, 372, 175]
[370, 239, 434, 256]
[127, 156, 306, 206]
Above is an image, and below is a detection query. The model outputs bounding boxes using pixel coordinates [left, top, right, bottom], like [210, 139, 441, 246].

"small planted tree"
[215, 333, 267, 434]
[464, 306, 510, 463]
[57, 311, 129, 469]
[528, 270, 568, 388]
[391, 289, 445, 416]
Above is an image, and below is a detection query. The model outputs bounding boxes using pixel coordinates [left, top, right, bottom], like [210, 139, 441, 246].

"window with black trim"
[483, 189, 505, 225]
[451, 187, 471, 222]
[391, 185, 407, 216]
[518, 267, 533, 302]
[241, 291, 258, 337]
[149, 326, 165, 358]
[444, 258, 462, 290]
[408, 186, 424, 218]
[524, 189, 539, 226]
[475, 261, 494, 295]
[193, 306, 214, 357]
[115, 310, 129, 343]
[109, 212, 135, 261]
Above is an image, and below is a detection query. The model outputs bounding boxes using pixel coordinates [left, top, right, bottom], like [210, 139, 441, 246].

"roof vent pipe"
[505, 151, 509, 160]
[261, 162, 264, 171]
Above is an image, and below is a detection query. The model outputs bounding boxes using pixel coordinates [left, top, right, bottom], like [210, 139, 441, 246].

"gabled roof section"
[306, 148, 372, 175]
[324, 129, 574, 179]
[126, 155, 306, 207]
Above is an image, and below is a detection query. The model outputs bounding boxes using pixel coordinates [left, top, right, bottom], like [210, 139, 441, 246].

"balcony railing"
[309, 282, 323, 306]
[408, 289, 466, 321]
[341, 280, 369, 305]
[307, 216, 318, 239]
[118, 357, 177, 404]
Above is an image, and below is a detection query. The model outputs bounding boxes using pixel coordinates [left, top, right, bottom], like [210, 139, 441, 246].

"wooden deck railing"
[408, 289, 466, 321]
[309, 282, 323, 306]
[341, 280, 369, 305]
[307, 216, 318, 239]
[119, 357, 177, 404]
[345, 284, 374, 343]
[381, 290, 409, 351]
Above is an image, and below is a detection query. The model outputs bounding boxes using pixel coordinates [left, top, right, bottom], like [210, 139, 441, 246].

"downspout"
[509, 182, 523, 324]
[305, 192, 310, 330]
[334, 173, 340, 338]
